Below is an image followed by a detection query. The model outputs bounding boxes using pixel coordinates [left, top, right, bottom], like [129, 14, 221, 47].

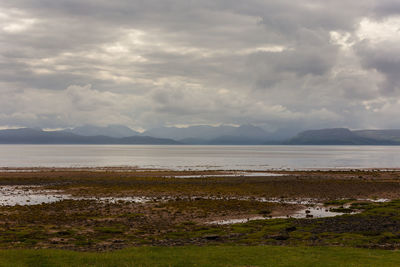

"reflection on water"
[0, 186, 152, 206]
[208, 206, 349, 225]
[0, 145, 400, 170]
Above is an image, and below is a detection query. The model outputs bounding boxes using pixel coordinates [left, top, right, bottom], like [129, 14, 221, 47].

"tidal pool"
[0, 186, 152, 206]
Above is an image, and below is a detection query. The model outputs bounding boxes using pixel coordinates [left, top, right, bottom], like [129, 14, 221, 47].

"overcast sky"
[1, 0, 400, 132]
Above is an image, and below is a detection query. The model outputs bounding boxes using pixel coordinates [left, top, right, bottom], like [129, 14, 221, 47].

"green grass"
[1, 246, 400, 267]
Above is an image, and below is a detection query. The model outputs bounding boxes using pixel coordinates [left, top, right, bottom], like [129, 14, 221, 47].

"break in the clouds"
[1, 0, 400, 133]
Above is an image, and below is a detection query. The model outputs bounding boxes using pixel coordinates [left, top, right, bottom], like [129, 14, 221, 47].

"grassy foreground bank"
[1, 246, 400, 267]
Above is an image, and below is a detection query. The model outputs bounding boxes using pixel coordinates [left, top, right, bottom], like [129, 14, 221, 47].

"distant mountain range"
[287, 128, 400, 145]
[66, 124, 139, 138]
[143, 124, 276, 144]
[1, 125, 400, 145]
[0, 128, 179, 145]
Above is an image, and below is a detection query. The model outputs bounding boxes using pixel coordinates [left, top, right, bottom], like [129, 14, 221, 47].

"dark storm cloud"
[373, 0, 400, 17]
[1, 0, 400, 131]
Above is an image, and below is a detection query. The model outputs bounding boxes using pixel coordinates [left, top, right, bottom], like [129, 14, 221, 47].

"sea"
[0, 145, 399, 170]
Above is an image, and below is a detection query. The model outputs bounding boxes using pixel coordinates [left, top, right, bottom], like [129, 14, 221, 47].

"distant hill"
[0, 128, 179, 144]
[66, 124, 139, 138]
[287, 128, 399, 145]
[144, 124, 273, 144]
[353, 130, 400, 143]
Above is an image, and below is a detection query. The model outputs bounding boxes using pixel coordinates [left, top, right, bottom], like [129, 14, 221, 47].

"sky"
[1, 0, 400, 133]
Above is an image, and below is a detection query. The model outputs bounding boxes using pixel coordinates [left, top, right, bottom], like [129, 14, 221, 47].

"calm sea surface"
[0, 145, 399, 170]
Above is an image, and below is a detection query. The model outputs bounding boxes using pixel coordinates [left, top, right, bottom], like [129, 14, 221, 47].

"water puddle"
[0, 186, 152, 206]
[207, 197, 391, 224]
[82, 196, 152, 204]
[254, 197, 318, 205]
[208, 206, 357, 225]
[207, 197, 384, 225]
[0, 169, 42, 173]
[209, 217, 265, 225]
[0, 186, 67, 206]
[359, 198, 389, 203]
[168, 172, 287, 178]
[284, 206, 351, 219]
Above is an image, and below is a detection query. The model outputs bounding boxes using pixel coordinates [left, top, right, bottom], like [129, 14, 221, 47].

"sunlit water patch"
[0, 186, 152, 206]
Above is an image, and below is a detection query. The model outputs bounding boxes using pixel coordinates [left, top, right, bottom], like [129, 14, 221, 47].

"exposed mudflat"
[1, 168, 400, 251]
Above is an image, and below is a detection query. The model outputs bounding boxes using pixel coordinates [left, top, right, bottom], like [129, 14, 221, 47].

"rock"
[285, 226, 297, 232]
[203, 234, 220, 240]
[271, 235, 289, 240]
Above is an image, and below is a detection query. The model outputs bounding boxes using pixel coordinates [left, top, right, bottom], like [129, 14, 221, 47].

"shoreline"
[2, 166, 400, 172]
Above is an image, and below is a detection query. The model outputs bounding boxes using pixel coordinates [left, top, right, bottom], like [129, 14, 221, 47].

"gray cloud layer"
[1, 0, 400, 132]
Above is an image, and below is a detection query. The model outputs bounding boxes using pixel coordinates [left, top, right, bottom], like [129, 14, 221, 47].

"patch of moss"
[324, 199, 356, 206]
[350, 202, 374, 210]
